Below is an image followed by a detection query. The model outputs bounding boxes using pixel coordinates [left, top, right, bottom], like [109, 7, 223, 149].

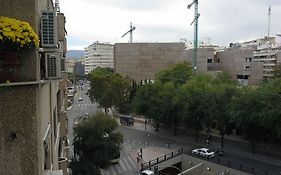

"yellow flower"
[0, 16, 39, 49]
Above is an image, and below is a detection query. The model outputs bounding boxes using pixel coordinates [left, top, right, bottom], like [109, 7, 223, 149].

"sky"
[60, 0, 281, 50]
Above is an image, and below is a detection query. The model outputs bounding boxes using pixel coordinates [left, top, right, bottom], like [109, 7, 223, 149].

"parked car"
[214, 148, 225, 156]
[141, 170, 154, 175]
[192, 148, 215, 158]
[110, 151, 120, 164]
[120, 115, 134, 126]
[78, 97, 83, 101]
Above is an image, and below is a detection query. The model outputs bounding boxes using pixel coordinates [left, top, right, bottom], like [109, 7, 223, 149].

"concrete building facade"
[114, 43, 186, 82]
[85, 42, 114, 74]
[239, 36, 281, 79]
[215, 48, 264, 85]
[0, 1, 69, 175]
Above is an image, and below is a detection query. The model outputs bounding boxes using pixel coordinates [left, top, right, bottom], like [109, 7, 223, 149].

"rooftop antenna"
[121, 22, 136, 43]
[267, 6, 271, 49]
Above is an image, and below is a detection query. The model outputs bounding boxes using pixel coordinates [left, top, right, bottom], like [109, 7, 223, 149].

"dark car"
[120, 115, 134, 126]
[214, 149, 225, 156]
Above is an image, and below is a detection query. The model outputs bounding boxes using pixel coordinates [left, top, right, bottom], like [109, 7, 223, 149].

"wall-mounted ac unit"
[41, 10, 58, 47]
[45, 53, 61, 79]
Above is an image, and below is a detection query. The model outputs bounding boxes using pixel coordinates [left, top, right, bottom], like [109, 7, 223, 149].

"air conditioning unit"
[41, 10, 58, 47]
[45, 53, 61, 79]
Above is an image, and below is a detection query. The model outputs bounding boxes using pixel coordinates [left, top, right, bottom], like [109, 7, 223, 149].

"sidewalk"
[130, 117, 281, 167]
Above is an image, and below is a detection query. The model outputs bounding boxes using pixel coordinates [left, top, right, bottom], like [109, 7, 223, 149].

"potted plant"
[0, 16, 39, 82]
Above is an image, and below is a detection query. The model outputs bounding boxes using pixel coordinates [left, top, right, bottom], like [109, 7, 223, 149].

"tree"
[133, 82, 163, 131]
[180, 74, 213, 141]
[273, 64, 281, 78]
[88, 67, 131, 113]
[232, 87, 266, 154]
[70, 112, 123, 175]
[156, 61, 193, 85]
[210, 72, 238, 148]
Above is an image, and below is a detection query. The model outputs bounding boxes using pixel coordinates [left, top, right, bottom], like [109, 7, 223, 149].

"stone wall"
[114, 43, 186, 82]
[0, 85, 39, 175]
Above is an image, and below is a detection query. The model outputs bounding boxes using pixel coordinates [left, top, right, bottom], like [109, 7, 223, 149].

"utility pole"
[188, 0, 200, 74]
[267, 6, 271, 49]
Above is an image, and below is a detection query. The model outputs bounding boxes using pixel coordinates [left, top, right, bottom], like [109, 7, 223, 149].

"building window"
[207, 58, 213, 63]
[246, 57, 252, 62]
[244, 66, 251, 71]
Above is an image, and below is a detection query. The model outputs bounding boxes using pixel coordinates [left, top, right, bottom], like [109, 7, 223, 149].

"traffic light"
[154, 166, 159, 175]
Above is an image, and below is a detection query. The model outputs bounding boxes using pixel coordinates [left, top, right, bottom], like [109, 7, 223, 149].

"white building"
[84, 42, 114, 74]
[239, 35, 281, 79]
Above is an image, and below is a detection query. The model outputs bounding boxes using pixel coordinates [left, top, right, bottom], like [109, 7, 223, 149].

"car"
[78, 97, 83, 101]
[192, 148, 215, 158]
[214, 149, 225, 156]
[141, 170, 154, 175]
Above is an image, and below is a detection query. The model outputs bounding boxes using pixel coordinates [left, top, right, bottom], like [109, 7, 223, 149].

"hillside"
[66, 50, 85, 58]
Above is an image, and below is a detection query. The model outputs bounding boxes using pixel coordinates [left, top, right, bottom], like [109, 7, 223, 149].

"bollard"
[157, 158, 159, 164]
[164, 155, 167, 160]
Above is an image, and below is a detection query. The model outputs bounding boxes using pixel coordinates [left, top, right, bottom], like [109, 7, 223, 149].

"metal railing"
[183, 149, 277, 175]
[140, 148, 183, 172]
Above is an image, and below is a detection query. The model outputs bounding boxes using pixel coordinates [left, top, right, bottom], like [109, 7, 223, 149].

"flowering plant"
[0, 16, 39, 51]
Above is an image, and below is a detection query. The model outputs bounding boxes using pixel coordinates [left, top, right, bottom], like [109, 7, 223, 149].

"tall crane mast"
[121, 22, 136, 43]
[54, 0, 60, 12]
[188, 0, 200, 74]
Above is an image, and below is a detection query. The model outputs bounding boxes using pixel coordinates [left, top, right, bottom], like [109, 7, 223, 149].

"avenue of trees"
[70, 112, 123, 175]
[132, 61, 281, 154]
[85, 64, 281, 154]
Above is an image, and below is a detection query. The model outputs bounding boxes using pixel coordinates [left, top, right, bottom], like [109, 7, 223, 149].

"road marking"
[127, 154, 137, 168]
[109, 167, 117, 175]
[122, 156, 132, 170]
[119, 158, 127, 171]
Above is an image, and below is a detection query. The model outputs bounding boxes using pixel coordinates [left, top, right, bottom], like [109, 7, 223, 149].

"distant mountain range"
[66, 50, 85, 58]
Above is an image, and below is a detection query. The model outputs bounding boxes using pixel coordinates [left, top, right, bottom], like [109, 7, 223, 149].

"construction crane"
[54, 0, 60, 12]
[188, 0, 200, 74]
[121, 22, 136, 43]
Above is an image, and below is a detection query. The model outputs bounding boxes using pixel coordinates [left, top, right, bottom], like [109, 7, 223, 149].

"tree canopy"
[87, 67, 131, 112]
[70, 112, 123, 175]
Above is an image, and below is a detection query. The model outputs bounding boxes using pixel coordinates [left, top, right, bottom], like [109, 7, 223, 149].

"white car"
[192, 148, 215, 158]
[141, 170, 154, 175]
[78, 97, 83, 101]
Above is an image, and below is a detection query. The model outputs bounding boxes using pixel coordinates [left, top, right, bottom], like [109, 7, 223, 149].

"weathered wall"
[217, 48, 263, 85]
[114, 43, 186, 82]
[181, 155, 251, 175]
[185, 48, 214, 73]
[0, 85, 39, 175]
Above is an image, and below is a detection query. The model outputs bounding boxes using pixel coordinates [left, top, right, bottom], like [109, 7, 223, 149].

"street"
[67, 83, 281, 175]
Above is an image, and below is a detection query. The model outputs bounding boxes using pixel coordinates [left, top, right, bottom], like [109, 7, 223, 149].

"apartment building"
[0, 1, 69, 175]
[85, 42, 114, 74]
[240, 35, 281, 79]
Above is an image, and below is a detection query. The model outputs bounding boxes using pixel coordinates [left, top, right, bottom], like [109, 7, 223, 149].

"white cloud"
[60, 0, 281, 50]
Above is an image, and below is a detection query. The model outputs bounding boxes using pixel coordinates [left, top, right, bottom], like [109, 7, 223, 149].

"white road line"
[119, 158, 127, 171]
[115, 163, 123, 174]
[109, 167, 117, 175]
[122, 156, 132, 170]
[127, 154, 137, 168]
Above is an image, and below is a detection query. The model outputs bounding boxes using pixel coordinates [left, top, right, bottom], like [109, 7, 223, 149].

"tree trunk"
[220, 130, 225, 148]
[173, 122, 178, 136]
[250, 140, 256, 154]
[195, 129, 199, 141]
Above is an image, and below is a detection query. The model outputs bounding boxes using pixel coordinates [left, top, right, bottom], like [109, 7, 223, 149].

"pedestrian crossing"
[101, 152, 139, 175]
[72, 103, 96, 107]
